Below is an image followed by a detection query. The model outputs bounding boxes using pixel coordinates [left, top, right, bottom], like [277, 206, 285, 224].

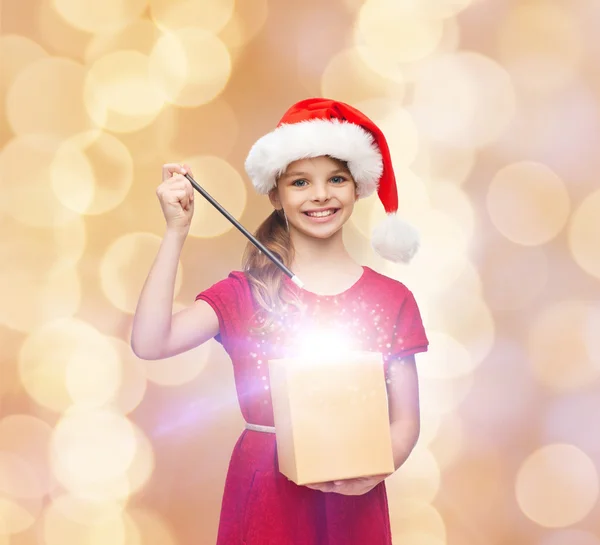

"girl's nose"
[310, 181, 330, 201]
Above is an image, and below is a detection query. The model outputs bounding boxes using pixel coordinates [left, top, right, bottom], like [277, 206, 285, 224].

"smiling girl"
[132, 98, 429, 545]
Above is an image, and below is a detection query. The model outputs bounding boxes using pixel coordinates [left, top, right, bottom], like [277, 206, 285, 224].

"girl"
[132, 98, 429, 545]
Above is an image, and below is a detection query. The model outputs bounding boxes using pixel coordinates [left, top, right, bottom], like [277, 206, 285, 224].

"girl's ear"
[269, 188, 281, 209]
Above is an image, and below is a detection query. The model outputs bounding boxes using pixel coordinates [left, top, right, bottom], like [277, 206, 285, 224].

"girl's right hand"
[156, 163, 195, 234]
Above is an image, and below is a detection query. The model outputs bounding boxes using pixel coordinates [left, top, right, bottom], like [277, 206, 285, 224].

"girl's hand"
[156, 163, 195, 234]
[304, 473, 390, 495]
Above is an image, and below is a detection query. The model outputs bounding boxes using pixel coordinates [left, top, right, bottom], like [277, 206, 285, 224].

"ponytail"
[242, 209, 304, 334]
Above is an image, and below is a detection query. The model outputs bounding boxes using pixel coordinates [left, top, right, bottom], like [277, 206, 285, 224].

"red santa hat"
[244, 98, 420, 263]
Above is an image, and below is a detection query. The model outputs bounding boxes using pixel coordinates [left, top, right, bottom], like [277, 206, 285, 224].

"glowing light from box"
[291, 328, 358, 361]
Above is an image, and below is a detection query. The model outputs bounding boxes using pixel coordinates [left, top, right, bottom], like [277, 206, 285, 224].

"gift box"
[268, 350, 395, 485]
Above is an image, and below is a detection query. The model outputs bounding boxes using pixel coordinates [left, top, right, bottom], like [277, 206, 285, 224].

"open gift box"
[268, 350, 395, 486]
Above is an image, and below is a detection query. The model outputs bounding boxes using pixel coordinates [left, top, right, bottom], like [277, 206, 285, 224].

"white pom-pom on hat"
[244, 98, 420, 263]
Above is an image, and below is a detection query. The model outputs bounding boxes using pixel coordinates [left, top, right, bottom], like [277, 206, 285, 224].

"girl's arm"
[130, 163, 220, 360]
[386, 354, 421, 470]
[130, 229, 219, 360]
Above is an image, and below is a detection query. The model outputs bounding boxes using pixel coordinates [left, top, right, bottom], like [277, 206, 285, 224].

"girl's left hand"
[305, 474, 390, 495]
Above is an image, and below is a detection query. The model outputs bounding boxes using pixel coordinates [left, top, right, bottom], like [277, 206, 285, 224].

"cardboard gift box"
[268, 350, 395, 485]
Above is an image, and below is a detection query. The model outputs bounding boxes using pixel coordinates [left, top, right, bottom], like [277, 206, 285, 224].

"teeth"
[306, 209, 335, 217]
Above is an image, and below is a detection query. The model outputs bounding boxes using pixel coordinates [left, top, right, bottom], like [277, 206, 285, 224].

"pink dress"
[196, 266, 428, 545]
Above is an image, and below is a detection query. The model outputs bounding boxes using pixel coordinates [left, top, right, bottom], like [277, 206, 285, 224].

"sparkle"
[264, 385, 269, 390]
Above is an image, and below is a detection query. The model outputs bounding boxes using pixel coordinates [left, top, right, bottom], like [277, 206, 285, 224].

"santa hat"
[244, 98, 420, 263]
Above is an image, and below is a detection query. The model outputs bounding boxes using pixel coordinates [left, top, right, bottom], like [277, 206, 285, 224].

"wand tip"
[290, 275, 304, 289]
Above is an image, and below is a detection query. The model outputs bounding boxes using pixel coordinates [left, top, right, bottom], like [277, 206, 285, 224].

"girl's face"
[269, 156, 359, 240]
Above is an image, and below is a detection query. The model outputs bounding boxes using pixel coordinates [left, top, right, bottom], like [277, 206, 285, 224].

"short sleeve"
[195, 271, 250, 354]
[388, 289, 429, 359]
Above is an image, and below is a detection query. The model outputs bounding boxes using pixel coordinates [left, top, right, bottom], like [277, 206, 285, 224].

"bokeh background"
[1, 0, 600, 543]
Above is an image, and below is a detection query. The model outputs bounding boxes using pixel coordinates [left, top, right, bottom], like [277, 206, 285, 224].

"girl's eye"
[331, 176, 346, 184]
[292, 179, 307, 187]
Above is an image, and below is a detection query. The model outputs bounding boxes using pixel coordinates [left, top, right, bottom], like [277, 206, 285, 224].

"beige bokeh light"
[390, 500, 446, 545]
[413, 139, 475, 187]
[0, 34, 48, 94]
[42, 495, 127, 545]
[0, 415, 55, 496]
[100, 232, 183, 314]
[411, 52, 516, 148]
[50, 409, 138, 498]
[418, 332, 476, 379]
[84, 50, 165, 133]
[109, 338, 148, 414]
[85, 19, 161, 63]
[568, 189, 600, 280]
[6, 57, 95, 137]
[0, 452, 44, 534]
[149, 28, 232, 108]
[428, 412, 464, 469]
[386, 447, 441, 504]
[220, 0, 269, 51]
[321, 48, 406, 106]
[149, 0, 234, 33]
[487, 162, 570, 246]
[50, 130, 134, 215]
[355, 0, 444, 70]
[143, 339, 212, 386]
[516, 444, 598, 528]
[51, 0, 148, 33]
[186, 156, 248, 238]
[527, 300, 600, 391]
[497, 4, 583, 95]
[0, 134, 82, 228]
[0, 217, 83, 333]
[125, 507, 178, 545]
[419, 373, 475, 415]
[18, 318, 118, 412]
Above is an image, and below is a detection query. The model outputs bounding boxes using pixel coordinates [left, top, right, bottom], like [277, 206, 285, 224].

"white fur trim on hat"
[371, 213, 420, 263]
[245, 118, 382, 198]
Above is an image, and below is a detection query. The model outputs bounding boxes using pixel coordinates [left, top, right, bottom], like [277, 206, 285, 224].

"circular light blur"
[544, 392, 600, 463]
[419, 372, 475, 415]
[51, 0, 148, 33]
[149, 28, 232, 108]
[386, 447, 440, 503]
[321, 48, 406, 106]
[99, 232, 183, 314]
[42, 495, 127, 545]
[125, 507, 178, 545]
[0, 452, 43, 534]
[109, 338, 147, 414]
[540, 530, 600, 545]
[50, 130, 134, 215]
[84, 50, 165, 133]
[355, 0, 444, 66]
[527, 300, 600, 391]
[0, 221, 82, 333]
[6, 57, 95, 137]
[480, 243, 549, 311]
[143, 337, 212, 386]
[413, 139, 475, 186]
[0, 134, 81, 228]
[0, 34, 48, 94]
[419, 332, 475, 379]
[19, 318, 118, 412]
[497, 4, 583, 95]
[487, 161, 570, 246]
[50, 409, 138, 495]
[389, 500, 446, 545]
[515, 444, 598, 528]
[411, 52, 516, 148]
[428, 412, 464, 469]
[429, 181, 475, 237]
[149, 0, 234, 33]
[569, 189, 600, 280]
[187, 156, 248, 238]
[0, 415, 55, 496]
[220, 0, 269, 50]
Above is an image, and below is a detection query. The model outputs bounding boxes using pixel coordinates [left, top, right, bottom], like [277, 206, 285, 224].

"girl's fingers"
[162, 163, 187, 182]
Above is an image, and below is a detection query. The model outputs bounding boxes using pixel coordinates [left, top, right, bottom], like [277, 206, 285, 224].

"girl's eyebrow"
[283, 168, 349, 179]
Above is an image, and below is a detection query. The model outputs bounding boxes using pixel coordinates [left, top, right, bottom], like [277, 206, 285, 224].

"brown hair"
[242, 208, 304, 334]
